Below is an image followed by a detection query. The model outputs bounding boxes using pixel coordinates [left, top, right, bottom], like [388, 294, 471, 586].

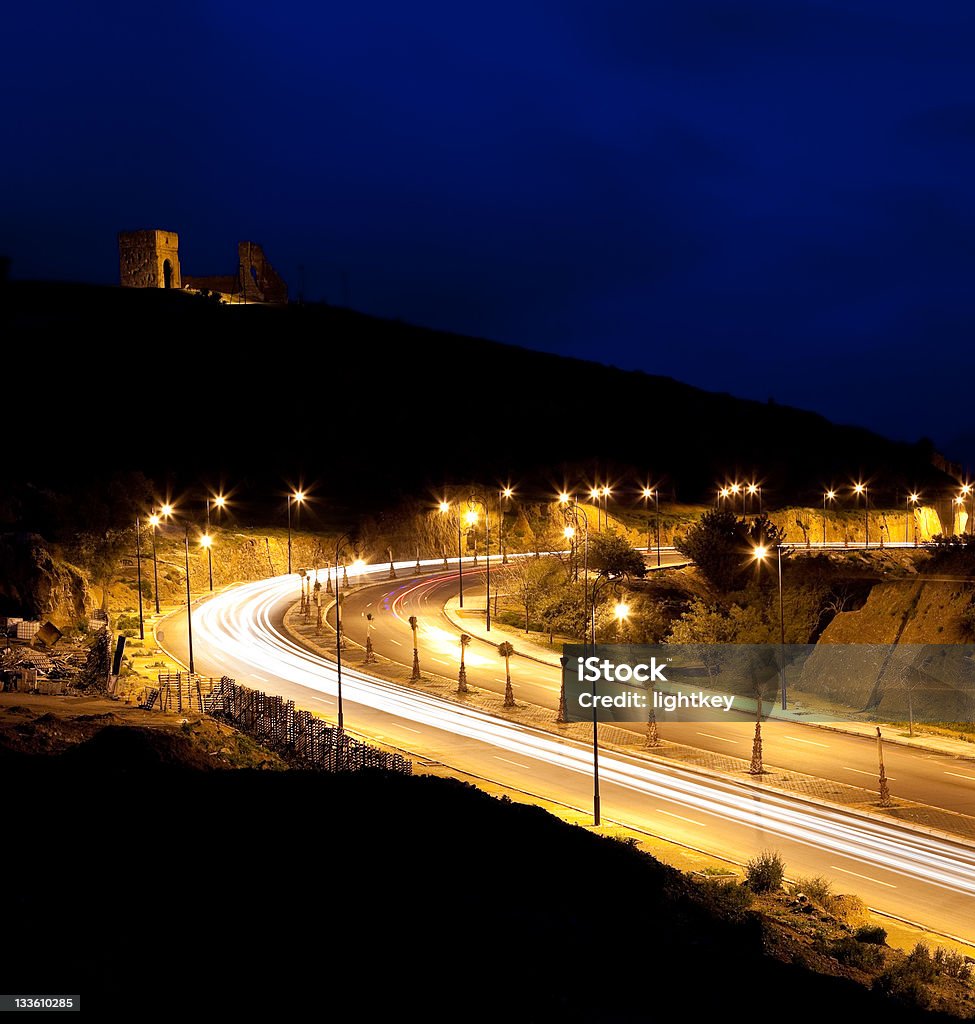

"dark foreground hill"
[5, 282, 950, 516]
[0, 724, 964, 1022]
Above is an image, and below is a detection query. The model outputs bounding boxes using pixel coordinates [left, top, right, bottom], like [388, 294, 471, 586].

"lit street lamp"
[853, 482, 868, 546]
[642, 486, 661, 567]
[906, 492, 920, 545]
[559, 494, 589, 638]
[440, 501, 464, 608]
[134, 516, 145, 640]
[753, 543, 787, 709]
[822, 490, 836, 546]
[467, 495, 491, 631]
[200, 532, 213, 591]
[333, 532, 354, 731]
[499, 486, 513, 564]
[148, 513, 162, 614]
[183, 527, 195, 674]
[287, 489, 305, 574]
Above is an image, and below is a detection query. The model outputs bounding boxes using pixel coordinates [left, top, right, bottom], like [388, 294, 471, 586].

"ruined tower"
[118, 230, 181, 289]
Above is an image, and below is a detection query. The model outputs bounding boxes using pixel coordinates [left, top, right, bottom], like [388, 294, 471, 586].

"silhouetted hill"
[6, 282, 951, 516]
[2, 734, 958, 1021]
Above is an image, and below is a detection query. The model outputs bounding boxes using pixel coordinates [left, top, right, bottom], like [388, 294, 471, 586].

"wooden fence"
[209, 676, 412, 775]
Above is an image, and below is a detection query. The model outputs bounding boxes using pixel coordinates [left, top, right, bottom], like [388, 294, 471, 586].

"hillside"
[5, 282, 951, 517]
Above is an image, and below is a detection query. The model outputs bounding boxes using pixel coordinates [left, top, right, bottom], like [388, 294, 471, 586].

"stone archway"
[163, 259, 173, 289]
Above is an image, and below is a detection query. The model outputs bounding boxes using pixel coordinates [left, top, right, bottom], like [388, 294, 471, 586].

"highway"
[160, 563, 975, 943]
[338, 567, 975, 818]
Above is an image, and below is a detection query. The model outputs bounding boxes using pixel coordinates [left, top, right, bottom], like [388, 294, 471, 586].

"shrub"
[830, 937, 885, 971]
[745, 850, 785, 893]
[696, 880, 753, 922]
[787, 875, 834, 910]
[932, 946, 972, 982]
[854, 925, 888, 945]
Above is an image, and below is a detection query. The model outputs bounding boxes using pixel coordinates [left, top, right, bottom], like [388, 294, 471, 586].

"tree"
[457, 633, 471, 694]
[676, 510, 783, 592]
[408, 615, 420, 681]
[498, 642, 515, 706]
[666, 600, 736, 680]
[500, 557, 559, 632]
[589, 533, 646, 579]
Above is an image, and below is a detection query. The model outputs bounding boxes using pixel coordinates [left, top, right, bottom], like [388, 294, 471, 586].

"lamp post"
[564, 525, 577, 581]
[962, 484, 973, 535]
[906, 492, 919, 545]
[753, 544, 787, 709]
[499, 486, 512, 564]
[747, 482, 762, 515]
[589, 487, 601, 531]
[586, 572, 619, 828]
[439, 501, 464, 608]
[601, 486, 611, 530]
[822, 490, 835, 546]
[134, 516, 145, 640]
[559, 494, 589, 640]
[730, 481, 741, 513]
[287, 489, 305, 575]
[853, 482, 868, 546]
[643, 486, 661, 566]
[333, 532, 353, 732]
[148, 513, 162, 615]
[183, 528, 195, 674]
[468, 495, 490, 631]
[200, 532, 213, 592]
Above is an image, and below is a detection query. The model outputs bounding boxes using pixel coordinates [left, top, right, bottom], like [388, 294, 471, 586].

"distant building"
[117, 231, 287, 303]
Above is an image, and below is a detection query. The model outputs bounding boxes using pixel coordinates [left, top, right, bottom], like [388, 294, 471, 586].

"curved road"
[160, 562, 975, 943]
[339, 568, 975, 817]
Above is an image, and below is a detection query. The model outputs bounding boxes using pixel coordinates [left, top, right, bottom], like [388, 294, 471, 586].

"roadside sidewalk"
[443, 595, 975, 763]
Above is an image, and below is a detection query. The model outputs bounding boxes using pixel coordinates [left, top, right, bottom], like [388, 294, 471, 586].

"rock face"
[0, 534, 92, 626]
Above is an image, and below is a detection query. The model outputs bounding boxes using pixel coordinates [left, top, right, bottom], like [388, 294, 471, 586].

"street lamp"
[853, 482, 868, 546]
[467, 495, 491, 631]
[822, 490, 836, 546]
[601, 486, 611, 530]
[559, 497, 589, 640]
[564, 525, 577, 580]
[200, 532, 213, 592]
[962, 484, 973, 535]
[906, 492, 920, 545]
[747, 482, 762, 515]
[440, 501, 464, 609]
[333, 532, 354, 732]
[183, 527, 195, 675]
[148, 511, 165, 614]
[589, 487, 602, 531]
[753, 544, 787, 709]
[642, 486, 661, 566]
[134, 516, 145, 640]
[614, 601, 630, 641]
[499, 486, 513, 564]
[287, 489, 305, 575]
[730, 481, 741, 513]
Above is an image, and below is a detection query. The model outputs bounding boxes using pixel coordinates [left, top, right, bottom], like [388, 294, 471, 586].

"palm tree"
[498, 642, 515, 707]
[458, 633, 471, 693]
[749, 690, 765, 774]
[409, 615, 421, 681]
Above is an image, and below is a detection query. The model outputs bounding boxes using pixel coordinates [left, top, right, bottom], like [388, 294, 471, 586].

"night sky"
[5, 2, 974, 455]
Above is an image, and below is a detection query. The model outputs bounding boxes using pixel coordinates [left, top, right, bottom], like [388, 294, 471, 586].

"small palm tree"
[409, 615, 421, 681]
[458, 633, 471, 693]
[498, 642, 515, 707]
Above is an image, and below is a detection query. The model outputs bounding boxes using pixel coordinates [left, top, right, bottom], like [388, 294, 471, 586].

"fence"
[209, 676, 413, 775]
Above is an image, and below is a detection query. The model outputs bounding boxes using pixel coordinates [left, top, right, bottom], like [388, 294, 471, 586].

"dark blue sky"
[5, 2, 974, 454]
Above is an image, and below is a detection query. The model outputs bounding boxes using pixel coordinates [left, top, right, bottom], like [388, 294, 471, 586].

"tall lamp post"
[747, 482, 762, 515]
[200, 533, 213, 591]
[468, 495, 490, 631]
[962, 484, 974, 535]
[753, 544, 787, 709]
[822, 490, 835, 546]
[439, 501, 464, 608]
[559, 494, 589, 639]
[148, 512, 163, 614]
[642, 486, 661, 567]
[333, 532, 354, 732]
[287, 489, 305, 575]
[134, 516, 145, 640]
[906, 491, 920, 545]
[183, 527, 195, 674]
[853, 482, 868, 546]
[499, 486, 513, 564]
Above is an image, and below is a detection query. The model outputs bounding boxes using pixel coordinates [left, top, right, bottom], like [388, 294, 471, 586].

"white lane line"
[397, 724, 422, 734]
[366, 602, 372, 608]
[252, 674, 268, 682]
[388, 638, 402, 646]
[944, 771, 975, 782]
[495, 678, 510, 685]
[697, 732, 739, 744]
[657, 809, 707, 827]
[784, 735, 830, 748]
[310, 696, 334, 704]
[844, 766, 896, 781]
[830, 865, 897, 889]
[494, 756, 531, 769]
[432, 658, 449, 666]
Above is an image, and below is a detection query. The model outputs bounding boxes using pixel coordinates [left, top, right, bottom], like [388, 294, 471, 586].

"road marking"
[388, 638, 402, 646]
[844, 766, 896, 781]
[656, 809, 707, 827]
[252, 674, 268, 682]
[366, 602, 372, 608]
[944, 771, 975, 782]
[784, 735, 830, 748]
[495, 678, 510, 685]
[494, 756, 531, 769]
[432, 658, 449, 666]
[397, 724, 422, 734]
[830, 865, 897, 888]
[310, 696, 334, 704]
[697, 732, 739, 744]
